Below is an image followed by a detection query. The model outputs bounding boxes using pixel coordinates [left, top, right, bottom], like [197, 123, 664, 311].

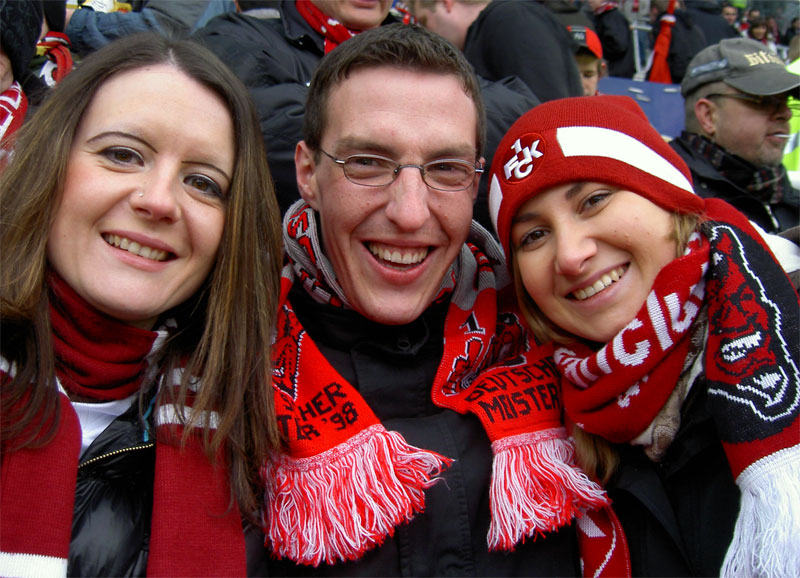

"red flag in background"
[649, 0, 676, 84]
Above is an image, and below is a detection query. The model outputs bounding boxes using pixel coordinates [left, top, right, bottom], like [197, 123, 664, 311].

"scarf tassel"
[721, 446, 800, 578]
[263, 424, 452, 566]
[488, 429, 610, 551]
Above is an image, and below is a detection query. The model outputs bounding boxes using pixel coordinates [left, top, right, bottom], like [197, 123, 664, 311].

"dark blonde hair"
[0, 33, 282, 521]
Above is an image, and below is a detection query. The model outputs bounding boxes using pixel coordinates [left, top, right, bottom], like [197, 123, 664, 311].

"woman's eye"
[581, 191, 611, 211]
[517, 228, 548, 249]
[101, 147, 142, 165]
[186, 174, 224, 198]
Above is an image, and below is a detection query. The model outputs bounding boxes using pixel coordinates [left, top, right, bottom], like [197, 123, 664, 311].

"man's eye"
[351, 156, 383, 168]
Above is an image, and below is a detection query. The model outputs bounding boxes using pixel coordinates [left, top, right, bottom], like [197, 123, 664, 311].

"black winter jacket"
[68, 399, 155, 577]
[648, 9, 706, 84]
[463, 0, 583, 103]
[684, 0, 740, 47]
[590, 4, 636, 78]
[195, 2, 539, 233]
[245, 285, 581, 577]
[670, 132, 800, 233]
[194, 2, 351, 215]
[607, 381, 740, 576]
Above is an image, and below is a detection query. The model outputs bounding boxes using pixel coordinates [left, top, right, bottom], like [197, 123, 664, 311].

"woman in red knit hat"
[488, 94, 799, 577]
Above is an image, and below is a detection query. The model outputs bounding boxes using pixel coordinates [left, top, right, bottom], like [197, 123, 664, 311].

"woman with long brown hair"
[0, 33, 282, 577]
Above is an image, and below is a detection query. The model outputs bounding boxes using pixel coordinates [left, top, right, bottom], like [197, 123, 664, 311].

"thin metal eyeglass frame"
[319, 148, 484, 192]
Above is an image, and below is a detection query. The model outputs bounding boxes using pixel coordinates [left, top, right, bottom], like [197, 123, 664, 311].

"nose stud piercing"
[138, 192, 144, 197]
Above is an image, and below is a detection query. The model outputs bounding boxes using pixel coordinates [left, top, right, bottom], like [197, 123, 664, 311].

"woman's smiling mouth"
[571, 265, 627, 300]
[103, 233, 171, 261]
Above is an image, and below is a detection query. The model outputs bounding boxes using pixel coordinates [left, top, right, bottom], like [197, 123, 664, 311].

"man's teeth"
[103, 234, 169, 261]
[572, 266, 626, 300]
[368, 243, 428, 265]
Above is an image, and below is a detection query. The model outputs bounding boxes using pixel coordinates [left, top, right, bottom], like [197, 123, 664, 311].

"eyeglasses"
[706, 92, 799, 116]
[319, 148, 484, 192]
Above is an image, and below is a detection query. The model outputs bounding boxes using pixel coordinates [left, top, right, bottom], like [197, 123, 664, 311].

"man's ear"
[295, 141, 321, 210]
[694, 98, 718, 138]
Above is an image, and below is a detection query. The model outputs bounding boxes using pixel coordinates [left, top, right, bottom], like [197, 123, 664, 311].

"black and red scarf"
[556, 199, 800, 576]
[263, 201, 629, 576]
[0, 274, 246, 577]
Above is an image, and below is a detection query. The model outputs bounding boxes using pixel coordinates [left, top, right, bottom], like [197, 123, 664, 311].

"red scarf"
[295, 0, 360, 54]
[0, 274, 246, 577]
[0, 81, 27, 162]
[557, 199, 800, 576]
[649, 0, 675, 84]
[264, 202, 625, 574]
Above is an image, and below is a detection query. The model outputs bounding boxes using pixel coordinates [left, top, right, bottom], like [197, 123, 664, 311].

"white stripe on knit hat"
[0, 551, 68, 578]
[556, 126, 694, 194]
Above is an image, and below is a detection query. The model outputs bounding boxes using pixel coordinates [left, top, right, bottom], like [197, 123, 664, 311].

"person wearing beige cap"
[670, 37, 799, 234]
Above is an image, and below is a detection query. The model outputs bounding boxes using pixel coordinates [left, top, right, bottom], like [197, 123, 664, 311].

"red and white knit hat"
[488, 95, 703, 261]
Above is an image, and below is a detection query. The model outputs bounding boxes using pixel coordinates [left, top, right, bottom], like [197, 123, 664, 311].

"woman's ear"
[295, 141, 321, 209]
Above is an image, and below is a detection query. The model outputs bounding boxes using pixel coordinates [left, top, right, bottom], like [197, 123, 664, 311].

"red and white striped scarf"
[557, 199, 800, 576]
[0, 81, 27, 164]
[0, 274, 245, 577]
[263, 201, 627, 575]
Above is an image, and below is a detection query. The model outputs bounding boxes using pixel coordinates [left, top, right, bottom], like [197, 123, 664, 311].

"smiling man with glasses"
[670, 37, 799, 233]
[247, 22, 602, 578]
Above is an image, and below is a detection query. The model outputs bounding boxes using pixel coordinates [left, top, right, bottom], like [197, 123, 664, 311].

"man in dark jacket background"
[586, 0, 636, 78]
[194, 1, 399, 214]
[684, 0, 740, 46]
[648, 0, 706, 83]
[671, 37, 800, 233]
[409, 0, 582, 103]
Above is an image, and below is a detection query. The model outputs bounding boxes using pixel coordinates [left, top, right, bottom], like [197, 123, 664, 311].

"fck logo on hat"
[502, 135, 545, 183]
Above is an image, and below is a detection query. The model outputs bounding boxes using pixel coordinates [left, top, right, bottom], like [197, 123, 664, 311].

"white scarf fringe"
[722, 444, 800, 578]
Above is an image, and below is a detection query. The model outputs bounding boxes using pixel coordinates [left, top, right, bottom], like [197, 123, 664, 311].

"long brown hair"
[0, 33, 282, 522]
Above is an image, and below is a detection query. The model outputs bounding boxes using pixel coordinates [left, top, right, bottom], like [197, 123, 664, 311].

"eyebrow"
[87, 130, 232, 183]
[334, 136, 477, 160]
[511, 182, 588, 225]
[87, 130, 155, 152]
